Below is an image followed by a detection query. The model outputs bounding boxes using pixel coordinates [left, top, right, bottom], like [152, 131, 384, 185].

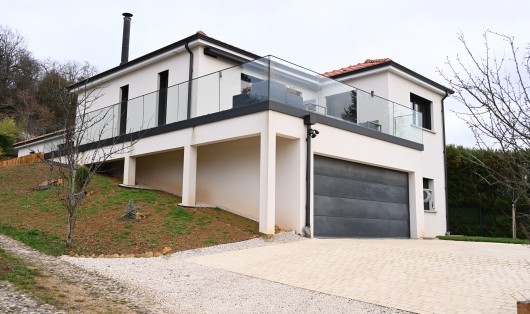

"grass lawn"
[437, 235, 529, 244]
[0, 247, 38, 290]
[0, 162, 260, 256]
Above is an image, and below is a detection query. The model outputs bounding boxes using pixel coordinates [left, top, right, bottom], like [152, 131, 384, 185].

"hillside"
[0, 162, 259, 256]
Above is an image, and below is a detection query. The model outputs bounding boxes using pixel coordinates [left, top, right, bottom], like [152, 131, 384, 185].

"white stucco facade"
[339, 67, 449, 237]
[14, 33, 450, 238]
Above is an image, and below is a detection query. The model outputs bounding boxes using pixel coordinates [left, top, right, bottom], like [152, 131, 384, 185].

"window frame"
[410, 93, 432, 130]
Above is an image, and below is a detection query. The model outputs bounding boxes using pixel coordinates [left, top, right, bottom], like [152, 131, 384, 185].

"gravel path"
[63, 233, 407, 313]
[0, 234, 168, 313]
[0, 280, 62, 314]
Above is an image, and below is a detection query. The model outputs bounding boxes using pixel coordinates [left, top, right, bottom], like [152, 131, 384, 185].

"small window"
[410, 93, 432, 130]
[158, 70, 169, 126]
[423, 178, 434, 211]
[119, 85, 129, 135]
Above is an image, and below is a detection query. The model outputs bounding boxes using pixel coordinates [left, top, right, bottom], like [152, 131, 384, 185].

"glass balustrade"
[80, 56, 423, 145]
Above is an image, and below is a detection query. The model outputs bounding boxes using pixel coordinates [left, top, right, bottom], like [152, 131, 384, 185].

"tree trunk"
[66, 212, 73, 249]
[66, 168, 76, 249]
[512, 203, 516, 239]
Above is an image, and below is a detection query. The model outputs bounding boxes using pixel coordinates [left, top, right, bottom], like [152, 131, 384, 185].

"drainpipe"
[185, 42, 194, 119]
[441, 91, 450, 235]
[303, 114, 318, 238]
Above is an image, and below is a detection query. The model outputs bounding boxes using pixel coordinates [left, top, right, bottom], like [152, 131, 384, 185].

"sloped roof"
[13, 129, 64, 147]
[323, 58, 392, 77]
[324, 58, 453, 94]
[67, 31, 260, 90]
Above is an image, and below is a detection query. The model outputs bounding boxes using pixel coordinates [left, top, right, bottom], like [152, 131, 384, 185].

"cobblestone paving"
[188, 238, 530, 314]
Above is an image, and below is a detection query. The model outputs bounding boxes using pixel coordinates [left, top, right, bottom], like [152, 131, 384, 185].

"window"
[158, 70, 169, 126]
[410, 93, 432, 130]
[423, 178, 434, 211]
[119, 85, 129, 135]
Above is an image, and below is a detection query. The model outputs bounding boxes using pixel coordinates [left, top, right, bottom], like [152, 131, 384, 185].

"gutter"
[185, 41, 194, 119]
[441, 91, 450, 235]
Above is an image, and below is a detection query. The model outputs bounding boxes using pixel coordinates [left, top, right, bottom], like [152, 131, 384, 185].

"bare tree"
[43, 62, 139, 249]
[0, 25, 51, 136]
[439, 30, 530, 235]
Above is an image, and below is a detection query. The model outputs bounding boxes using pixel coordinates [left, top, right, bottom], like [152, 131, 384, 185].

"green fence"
[448, 206, 530, 238]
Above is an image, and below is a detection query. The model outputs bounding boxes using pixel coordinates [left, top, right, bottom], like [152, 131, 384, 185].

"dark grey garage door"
[314, 155, 410, 238]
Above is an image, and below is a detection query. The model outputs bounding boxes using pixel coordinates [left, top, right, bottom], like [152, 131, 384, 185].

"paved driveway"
[187, 238, 530, 313]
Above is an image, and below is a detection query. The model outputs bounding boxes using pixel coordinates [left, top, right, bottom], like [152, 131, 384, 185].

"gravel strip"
[0, 280, 63, 314]
[63, 232, 408, 313]
[0, 234, 167, 313]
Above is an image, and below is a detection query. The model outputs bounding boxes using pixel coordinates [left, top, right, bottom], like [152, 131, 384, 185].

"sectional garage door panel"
[314, 155, 408, 187]
[314, 155, 410, 238]
[314, 175, 409, 204]
[314, 215, 410, 238]
[314, 195, 409, 221]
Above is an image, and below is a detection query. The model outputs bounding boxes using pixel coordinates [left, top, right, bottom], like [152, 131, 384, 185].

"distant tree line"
[446, 145, 530, 238]
[0, 25, 95, 158]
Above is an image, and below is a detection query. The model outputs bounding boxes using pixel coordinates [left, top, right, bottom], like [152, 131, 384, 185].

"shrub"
[74, 165, 89, 193]
[123, 200, 140, 219]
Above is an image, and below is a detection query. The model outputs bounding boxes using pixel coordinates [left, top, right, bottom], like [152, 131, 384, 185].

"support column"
[409, 171, 425, 238]
[123, 155, 136, 186]
[181, 145, 197, 206]
[259, 127, 276, 234]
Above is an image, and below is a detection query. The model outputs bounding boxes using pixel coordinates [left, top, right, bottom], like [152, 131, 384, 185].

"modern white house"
[14, 15, 453, 238]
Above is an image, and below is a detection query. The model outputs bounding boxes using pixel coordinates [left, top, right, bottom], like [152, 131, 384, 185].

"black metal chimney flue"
[120, 13, 133, 65]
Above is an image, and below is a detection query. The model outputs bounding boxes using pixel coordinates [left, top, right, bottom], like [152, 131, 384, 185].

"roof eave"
[329, 61, 454, 95]
[68, 33, 261, 91]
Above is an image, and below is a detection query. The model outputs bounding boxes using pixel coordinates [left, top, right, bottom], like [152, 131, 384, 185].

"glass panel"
[265, 57, 306, 110]
[356, 91, 391, 133]
[178, 82, 189, 121]
[126, 97, 143, 133]
[194, 71, 220, 118]
[166, 84, 179, 124]
[394, 103, 422, 143]
[230, 57, 270, 109]
[219, 65, 243, 112]
[143, 91, 157, 129]
[79, 105, 115, 144]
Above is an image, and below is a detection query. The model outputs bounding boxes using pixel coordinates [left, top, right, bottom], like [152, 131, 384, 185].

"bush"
[0, 117, 20, 158]
[74, 165, 89, 193]
[123, 200, 140, 218]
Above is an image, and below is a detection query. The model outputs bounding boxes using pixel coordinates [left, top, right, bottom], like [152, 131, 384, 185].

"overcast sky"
[2, 0, 529, 147]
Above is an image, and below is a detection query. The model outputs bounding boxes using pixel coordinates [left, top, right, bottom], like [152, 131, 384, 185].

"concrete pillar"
[181, 144, 197, 206]
[409, 171, 425, 238]
[123, 155, 136, 186]
[259, 128, 276, 234]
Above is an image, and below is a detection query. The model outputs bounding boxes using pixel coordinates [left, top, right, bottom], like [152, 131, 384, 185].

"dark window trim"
[158, 70, 169, 126]
[119, 85, 129, 135]
[410, 93, 432, 130]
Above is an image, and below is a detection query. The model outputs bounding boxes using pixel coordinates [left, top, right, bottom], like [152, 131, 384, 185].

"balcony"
[81, 56, 422, 145]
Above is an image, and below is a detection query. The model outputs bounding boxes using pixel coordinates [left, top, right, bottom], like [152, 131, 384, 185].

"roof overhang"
[330, 61, 454, 96]
[68, 33, 261, 93]
[13, 131, 64, 149]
